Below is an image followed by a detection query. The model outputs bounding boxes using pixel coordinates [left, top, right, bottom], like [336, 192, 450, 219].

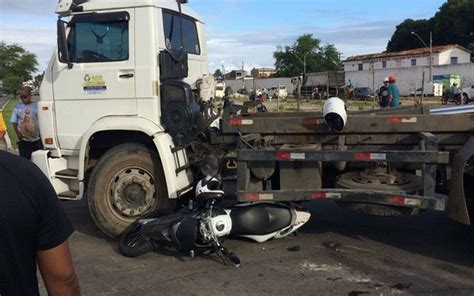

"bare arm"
[12, 123, 22, 141]
[37, 241, 80, 296]
[387, 95, 392, 106]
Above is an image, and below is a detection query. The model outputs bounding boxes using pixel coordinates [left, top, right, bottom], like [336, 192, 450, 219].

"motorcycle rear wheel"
[119, 210, 171, 257]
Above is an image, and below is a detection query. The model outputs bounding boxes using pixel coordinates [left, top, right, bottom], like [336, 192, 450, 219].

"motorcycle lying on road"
[119, 176, 311, 267]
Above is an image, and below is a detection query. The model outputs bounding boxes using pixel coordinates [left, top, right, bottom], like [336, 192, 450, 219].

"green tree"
[273, 34, 342, 77]
[387, 19, 432, 52]
[387, 0, 474, 52]
[0, 42, 38, 95]
[432, 0, 474, 50]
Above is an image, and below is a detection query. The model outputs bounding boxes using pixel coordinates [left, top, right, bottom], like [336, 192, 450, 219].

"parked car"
[353, 87, 375, 101]
[268, 85, 288, 99]
[461, 85, 474, 104]
[214, 82, 225, 98]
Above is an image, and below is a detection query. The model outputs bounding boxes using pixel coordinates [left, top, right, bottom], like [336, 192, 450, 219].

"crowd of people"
[377, 75, 400, 108]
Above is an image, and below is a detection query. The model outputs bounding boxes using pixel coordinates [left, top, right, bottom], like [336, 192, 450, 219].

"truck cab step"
[55, 169, 79, 180]
[58, 190, 79, 199]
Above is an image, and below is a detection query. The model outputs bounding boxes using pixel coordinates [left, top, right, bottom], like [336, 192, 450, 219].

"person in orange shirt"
[0, 111, 7, 150]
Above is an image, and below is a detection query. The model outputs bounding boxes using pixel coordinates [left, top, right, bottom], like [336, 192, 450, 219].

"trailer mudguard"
[447, 136, 474, 225]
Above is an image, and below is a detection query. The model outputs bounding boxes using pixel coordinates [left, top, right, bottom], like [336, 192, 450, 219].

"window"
[395, 59, 402, 67]
[451, 57, 458, 65]
[162, 11, 200, 55]
[66, 12, 129, 63]
[382, 61, 387, 68]
[411, 59, 417, 66]
[358, 63, 363, 71]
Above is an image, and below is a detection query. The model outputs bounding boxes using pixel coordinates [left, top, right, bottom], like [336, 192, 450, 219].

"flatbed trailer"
[210, 105, 474, 225]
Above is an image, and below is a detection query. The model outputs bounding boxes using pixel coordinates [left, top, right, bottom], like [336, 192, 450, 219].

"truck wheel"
[87, 143, 174, 238]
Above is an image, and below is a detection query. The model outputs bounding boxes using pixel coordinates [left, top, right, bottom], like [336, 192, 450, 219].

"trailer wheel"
[335, 170, 422, 216]
[87, 143, 174, 238]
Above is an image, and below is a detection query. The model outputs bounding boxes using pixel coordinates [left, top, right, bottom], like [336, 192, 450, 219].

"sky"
[0, 0, 446, 75]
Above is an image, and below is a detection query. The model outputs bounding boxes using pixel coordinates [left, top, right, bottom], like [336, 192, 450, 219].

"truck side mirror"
[57, 19, 72, 69]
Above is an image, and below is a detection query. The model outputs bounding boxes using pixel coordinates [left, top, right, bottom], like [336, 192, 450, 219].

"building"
[251, 67, 276, 78]
[344, 44, 471, 72]
[224, 70, 246, 80]
[343, 44, 473, 96]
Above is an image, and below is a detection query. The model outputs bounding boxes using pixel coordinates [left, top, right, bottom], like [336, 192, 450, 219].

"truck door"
[52, 10, 136, 150]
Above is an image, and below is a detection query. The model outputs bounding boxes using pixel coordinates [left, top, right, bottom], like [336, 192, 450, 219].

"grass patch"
[2, 97, 19, 149]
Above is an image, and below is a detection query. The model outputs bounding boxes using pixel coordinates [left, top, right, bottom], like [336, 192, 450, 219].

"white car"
[461, 85, 474, 104]
[268, 85, 288, 99]
[215, 82, 225, 98]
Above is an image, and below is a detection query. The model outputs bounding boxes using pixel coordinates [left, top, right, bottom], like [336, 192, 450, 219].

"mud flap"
[447, 137, 474, 225]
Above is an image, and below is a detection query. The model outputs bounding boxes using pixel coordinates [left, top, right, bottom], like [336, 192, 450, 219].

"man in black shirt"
[0, 151, 80, 295]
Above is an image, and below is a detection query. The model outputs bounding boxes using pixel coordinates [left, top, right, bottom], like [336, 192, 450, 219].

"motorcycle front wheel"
[119, 210, 171, 257]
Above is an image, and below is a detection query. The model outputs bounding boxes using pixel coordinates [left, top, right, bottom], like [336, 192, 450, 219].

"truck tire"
[87, 143, 174, 238]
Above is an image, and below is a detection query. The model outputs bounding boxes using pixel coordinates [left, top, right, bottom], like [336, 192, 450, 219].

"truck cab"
[34, 0, 209, 237]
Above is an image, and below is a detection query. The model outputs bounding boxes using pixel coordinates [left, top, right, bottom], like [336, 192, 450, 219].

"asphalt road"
[40, 199, 474, 296]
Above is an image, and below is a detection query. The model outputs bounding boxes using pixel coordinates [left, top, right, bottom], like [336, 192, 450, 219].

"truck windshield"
[66, 12, 129, 63]
[162, 10, 200, 55]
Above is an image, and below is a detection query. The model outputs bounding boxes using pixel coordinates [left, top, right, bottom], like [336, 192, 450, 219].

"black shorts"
[18, 140, 43, 160]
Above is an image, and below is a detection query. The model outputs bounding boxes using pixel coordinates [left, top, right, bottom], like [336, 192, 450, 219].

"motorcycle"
[442, 87, 462, 105]
[256, 95, 268, 112]
[119, 176, 311, 266]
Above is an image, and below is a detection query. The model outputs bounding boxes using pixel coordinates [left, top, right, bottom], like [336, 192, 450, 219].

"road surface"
[39, 198, 474, 295]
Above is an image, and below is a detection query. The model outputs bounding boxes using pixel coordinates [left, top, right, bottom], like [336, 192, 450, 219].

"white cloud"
[206, 19, 398, 72]
[0, 1, 399, 75]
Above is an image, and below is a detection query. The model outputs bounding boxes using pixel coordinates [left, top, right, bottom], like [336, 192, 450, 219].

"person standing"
[387, 75, 400, 108]
[0, 150, 80, 295]
[0, 112, 7, 150]
[378, 77, 390, 108]
[10, 87, 43, 159]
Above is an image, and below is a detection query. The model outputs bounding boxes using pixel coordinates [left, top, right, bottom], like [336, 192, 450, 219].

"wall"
[224, 78, 296, 93]
[345, 63, 474, 96]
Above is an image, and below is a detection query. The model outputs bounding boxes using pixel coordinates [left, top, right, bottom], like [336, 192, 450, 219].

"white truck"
[34, 0, 209, 237]
[410, 82, 444, 97]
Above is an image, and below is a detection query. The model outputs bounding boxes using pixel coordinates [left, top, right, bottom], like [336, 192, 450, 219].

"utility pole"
[411, 31, 433, 82]
[242, 60, 245, 90]
[291, 50, 309, 110]
[429, 31, 432, 82]
[371, 62, 376, 110]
